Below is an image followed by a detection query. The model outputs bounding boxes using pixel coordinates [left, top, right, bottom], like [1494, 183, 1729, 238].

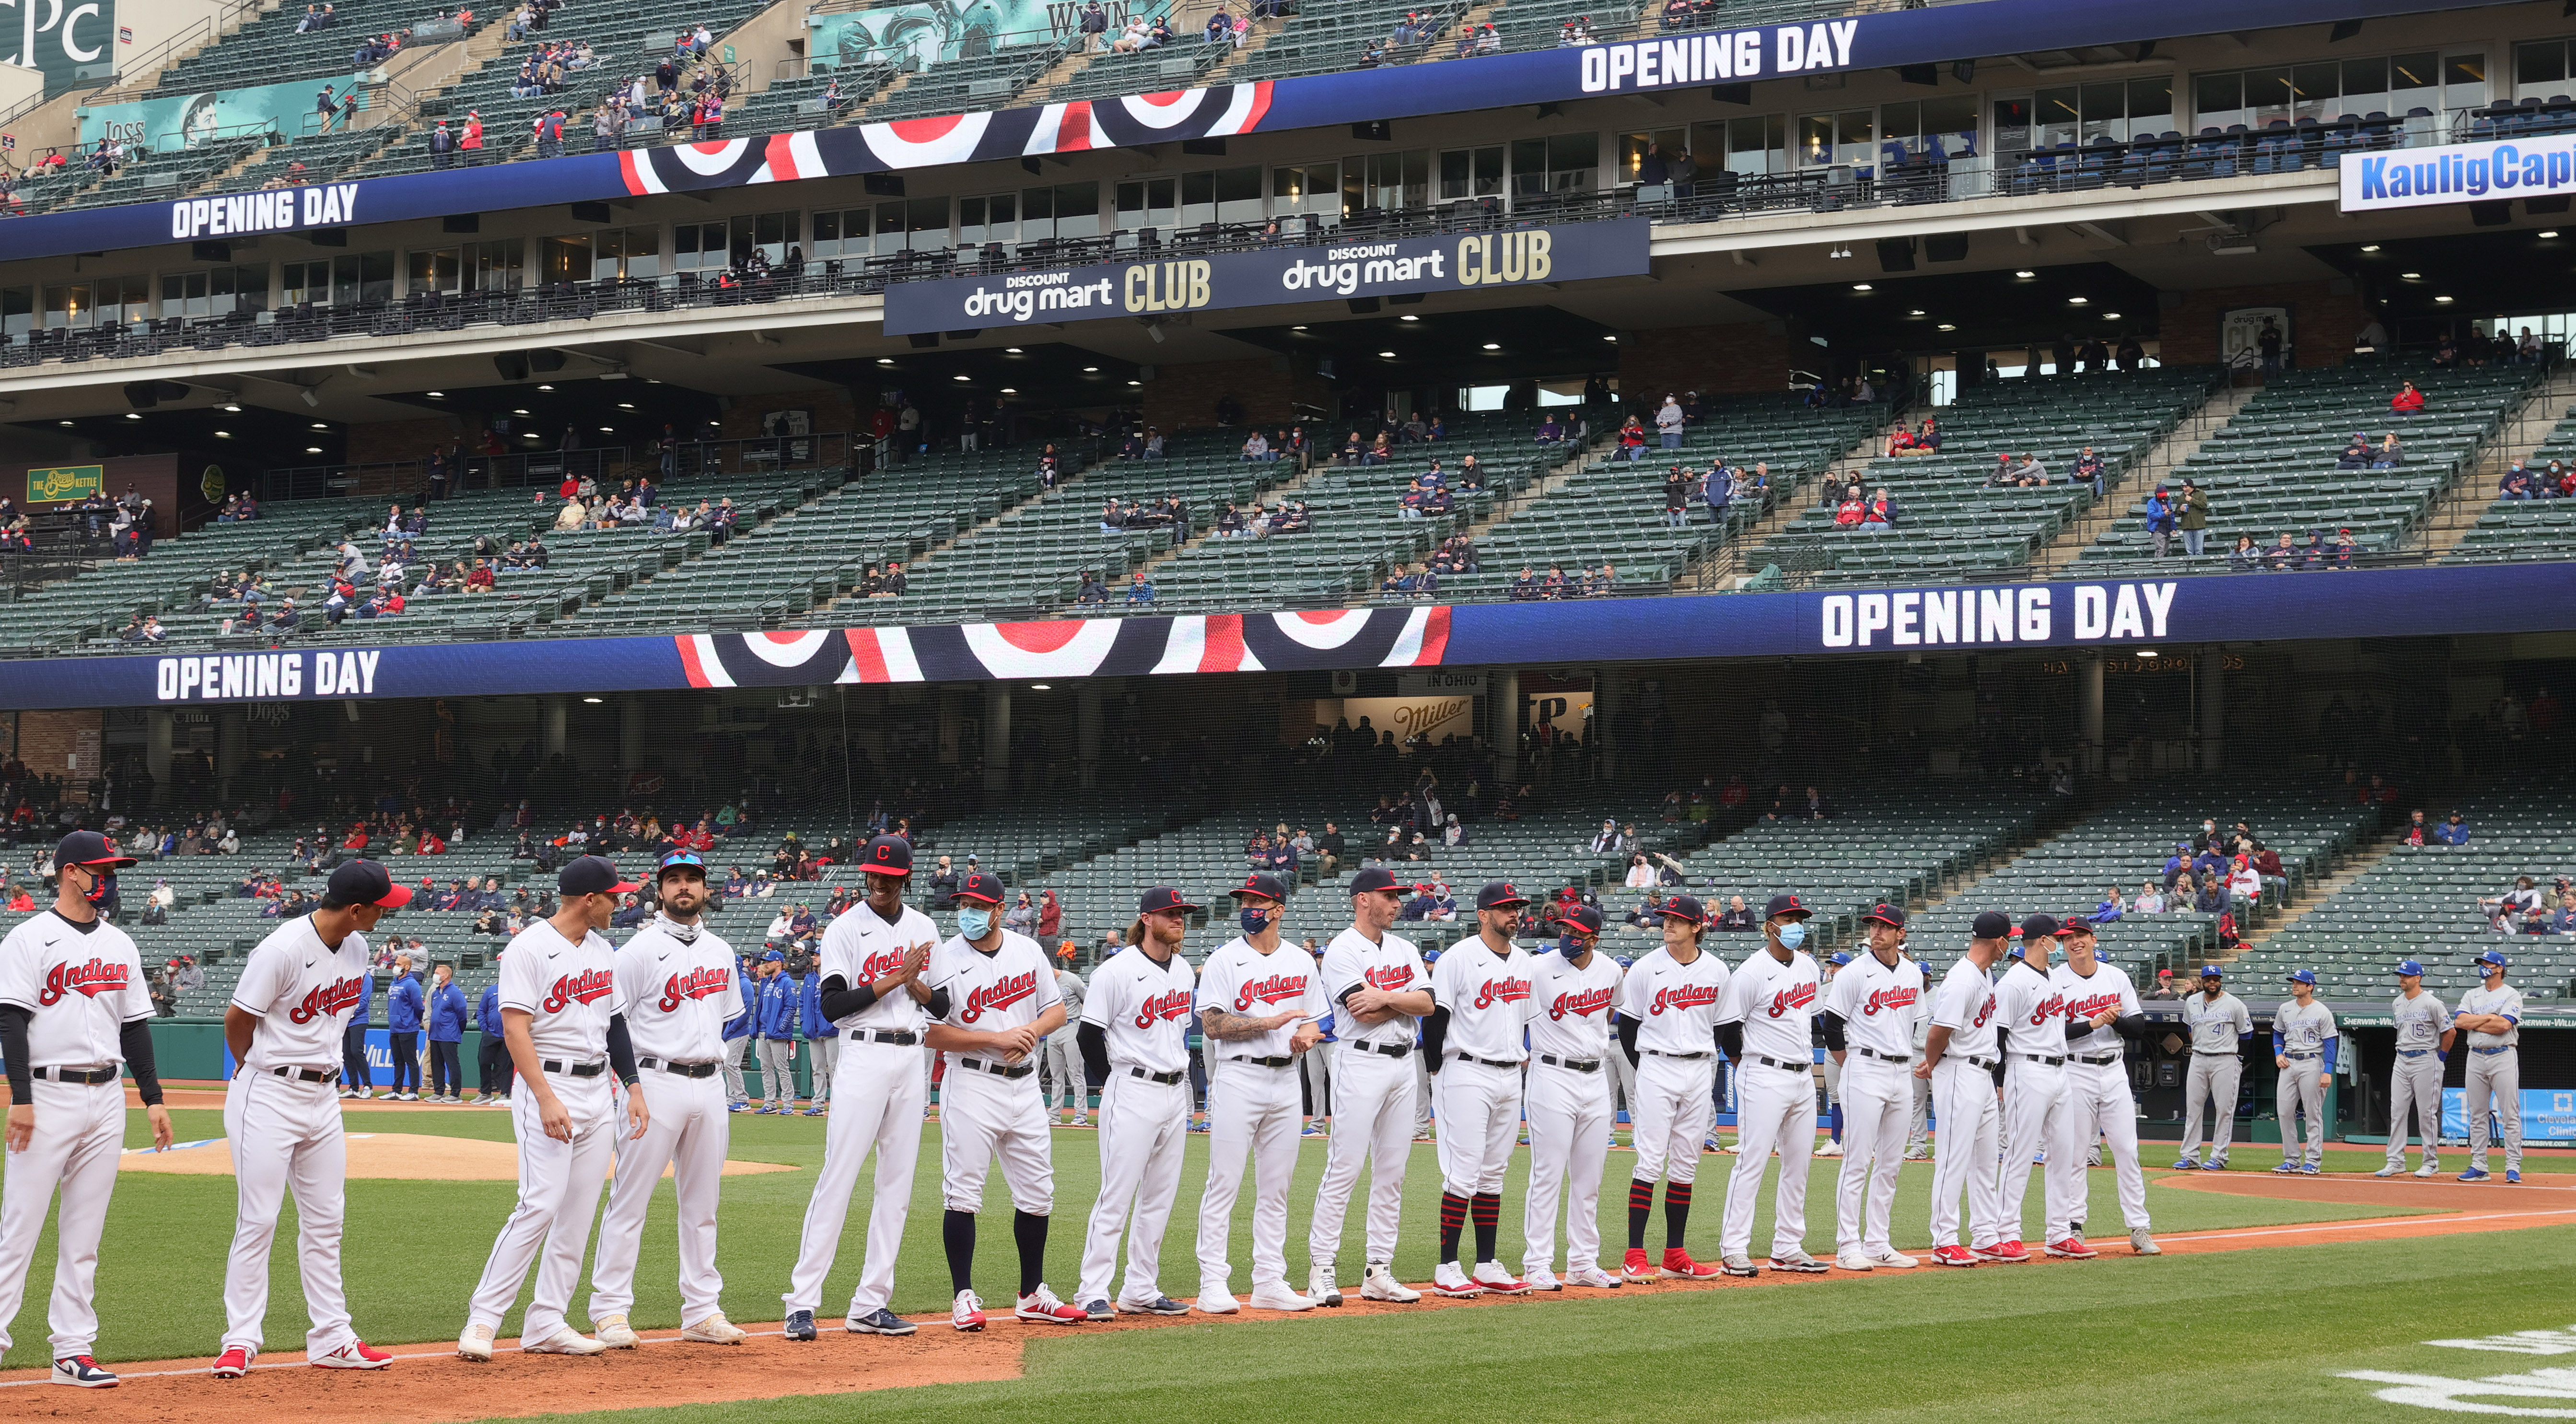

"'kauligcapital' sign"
[881, 218, 1649, 335]
[2340, 135, 2576, 212]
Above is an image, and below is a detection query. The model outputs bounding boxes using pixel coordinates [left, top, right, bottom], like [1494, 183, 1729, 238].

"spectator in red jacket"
[2390, 380, 2425, 412]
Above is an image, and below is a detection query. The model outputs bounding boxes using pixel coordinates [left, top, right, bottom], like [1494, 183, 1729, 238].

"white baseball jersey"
[2272, 998, 2337, 1055]
[2183, 991, 2252, 1053]
[1193, 935, 1323, 1059]
[1083, 943, 1199, 1074]
[2390, 989, 2448, 1050]
[228, 913, 372, 1070]
[498, 917, 627, 1060]
[1823, 950, 1924, 1058]
[1994, 960, 2070, 1057]
[1616, 945, 1729, 1055]
[817, 899, 940, 1034]
[2051, 961, 2141, 1053]
[615, 916, 742, 1063]
[1319, 925, 1427, 1050]
[1527, 950, 1620, 1060]
[2455, 984, 2523, 1049]
[1721, 946, 1820, 1062]
[1928, 955, 2000, 1058]
[0, 910, 152, 1066]
[1431, 935, 1536, 1062]
[928, 928, 1062, 1040]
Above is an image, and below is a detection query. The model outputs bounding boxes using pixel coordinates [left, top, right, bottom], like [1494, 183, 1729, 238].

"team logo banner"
[879, 218, 1649, 335]
[2339, 135, 2576, 212]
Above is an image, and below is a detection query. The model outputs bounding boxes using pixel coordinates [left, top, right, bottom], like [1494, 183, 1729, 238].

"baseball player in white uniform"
[1903, 953, 1934, 1160]
[784, 834, 939, 1340]
[1521, 905, 1622, 1291]
[586, 851, 749, 1349]
[2376, 957, 2452, 1179]
[1192, 874, 1323, 1315]
[1819, 904, 1923, 1272]
[1715, 893, 1825, 1276]
[1919, 910, 2008, 1267]
[0, 831, 174, 1389]
[2454, 949, 2522, 1184]
[1075, 887, 1203, 1319]
[2270, 968, 2337, 1178]
[214, 858, 410, 1378]
[923, 870, 1087, 1330]
[1614, 894, 1729, 1283]
[2174, 965, 2251, 1171]
[1424, 881, 1539, 1298]
[458, 856, 651, 1362]
[1046, 956, 1089, 1126]
[2047, 917, 2156, 1256]
[1989, 915, 2070, 1265]
[1305, 867, 1432, 1306]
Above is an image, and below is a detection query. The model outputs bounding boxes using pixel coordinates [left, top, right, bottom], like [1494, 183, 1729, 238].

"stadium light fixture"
[2014, 269, 2035, 278]
[222, 403, 243, 411]
[598, 425, 614, 432]
[2067, 296, 2088, 304]
[425, 391, 444, 397]
[1937, 324, 1956, 331]
[2543, 231, 2563, 239]
[617, 402, 634, 410]
[513, 408, 530, 416]
[2401, 271, 2421, 279]
[214, 431, 232, 439]
[305, 445, 322, 453]
[1399, 315, 1418, 321]
[1482, 343, 1500, 350]
[1852, 283, 1872, 291]
[1005, 347, 1024, 353]
[1909, 309, 1924, 316]
[1602, 335, 1618, 342]
[2105, 312, 2122, 319]
[1127, 379, 1142, 386]
[953, 374, 971, 381]
[582, 696, 603, 703]
[1001, 387, 1017, 393]
[1083, 365, 1101, 372]
[876, 358, 896, 365]
[1378, 350, 1397, 357]
[536, 384, 554, 391]
[124, 412, 140, 420]
[58, 420, 72, 426]
[2436, 295, 2455, 303]
[310, 421, 328, 430]
[2358, 244, 2379, 252]
[1291, 325, 1307, 331]
[1030, 683, 1051, 690]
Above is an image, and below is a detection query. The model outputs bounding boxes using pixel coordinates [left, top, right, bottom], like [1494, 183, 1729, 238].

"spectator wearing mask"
[2143, 486, 2178, 557]
[2177, 480, 2211, 557]
[385, 954, 425, 1099]
[2391, 380, 2425, 413]
[425, 962, 469, 1102]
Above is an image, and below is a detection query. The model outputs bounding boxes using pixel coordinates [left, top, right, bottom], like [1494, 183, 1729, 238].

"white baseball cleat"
[1865, 1246, 1919, 1269]
[1768, 1250, 1829, 1274]
[456, 1323, 495, 1362]
[1196, 1285, 1240, 1315]
[1718, 1253, 1759, 1277]
[1247, 1282, 1314, 1312]
[1814, 1141, 1844, 1157]
[524, 1328, 606, 1355]
[2413, 1163, 2441, 1179]
[1361, 1262, 1421, 1302]
[681, 1312, 748, 1344]
[593, 1315, 640, 1349]
[1471, 1261, 1532, 1296]
[1308, 1262, 1343, 1307]
[2130, 1228, 2162, 1256]
[1429, 1262, 1485, 1298]
[1563, 1264, 1622, 1289]
[1522, 1266, 1562, 1292]
[1014, 1285, 1088, 1324]
[952, 1290, 987, 1332]
[1834, 1249, 1877, 1272]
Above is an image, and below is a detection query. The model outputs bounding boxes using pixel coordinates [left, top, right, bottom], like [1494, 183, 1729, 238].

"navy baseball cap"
[2286, 968, 2317, 985]
[326, 858, 412, 908]
[2394, 958, 2424, 976]
[1349, 867, 1404, 896]
[559, 855, 639, 898]
[1558, 904, 1604, 936]
[955, 871, 1006, 905]
[1970, 910, 2013, 940]
[1861, 903, 1905, 928]
[1661, 894, 1708, 926]
[2199, 963, 2225, 980]
[2055, 915, 2097, 937]
[1476, 880, 1530, 910]
[1231, 873, 1288, 902]
[1138, 886, 1201, 915]
[2476, 949, 2509, 970]
[858, 834, 913, 876]
[2021, 914, 2061, 943]
[1763, 892, 1812, 921]
[657, 850, 707, 878]
[55, 830, 135, 871]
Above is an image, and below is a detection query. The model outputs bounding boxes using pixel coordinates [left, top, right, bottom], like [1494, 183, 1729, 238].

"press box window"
[159, 265, 269, 319]
[1508, 133, 1595, 196]
[1437, 146, 1503, 202]
[1114, 177, 1176, 231]
[811, 207, 872, 258]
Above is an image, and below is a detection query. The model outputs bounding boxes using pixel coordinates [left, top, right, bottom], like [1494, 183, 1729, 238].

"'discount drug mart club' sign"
[880, 218, 1649, 335]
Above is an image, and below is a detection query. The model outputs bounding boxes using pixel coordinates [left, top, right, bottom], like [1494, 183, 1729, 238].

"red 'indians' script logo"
[542, 969, 616, 1013]
[1862, 985, 1919, 1017]
[38, 957, 130, 1005]
[658, 966, 732, 1012]
[960, 969, 1038, 1024]
[1650, 982, 1722, 1015]
[1363, 963, 1414, 992]
[1766, 980, 1818, 1018]
[1970, 993, 1996, 1028]
[1132, 990, 1195, 1028]
[1473, 977, 1533, 1010]
[859, 946, 910, 980]
[289, 976, 366, 1025]
[1234, 973, 1310, 1013]
[2065, 992, 2122, 1021]
[2027, 992, 2066, 1028]
[1549, 986, 1615, 1021]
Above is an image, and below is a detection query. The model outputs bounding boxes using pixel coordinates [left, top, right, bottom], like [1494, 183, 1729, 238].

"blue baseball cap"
[761, 949, 784, 961]
[1614, 954, 1634, 969]
[2394, 958, 2424, 977]
[2198, 963, 2223, 980]
[1830, 951, 1853, 967]
[2475, 949, 2508, 970]
[2286, 968, 2317, 985]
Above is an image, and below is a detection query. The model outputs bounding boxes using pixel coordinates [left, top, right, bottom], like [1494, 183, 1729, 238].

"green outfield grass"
[0, 1105, 2486, 1372]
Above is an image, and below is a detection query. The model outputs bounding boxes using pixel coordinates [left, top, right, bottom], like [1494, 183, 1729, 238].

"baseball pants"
[721, 1039, 748, 1103]
[466, 1069, 616, 1344]
[2179, 1053, 2241, 1164]
[758, 1039, 798, 1108]
[808, 1036, 838, 1107]
[1523, 1060, 1614, 1276]
[1433, 1059, 1521, 1199]
[1197, 1058, 1302, 1293]
[221, 1070, 356, 1356]
[1820, 1054, 1843, 1140]
[479, 1038, 516, 1097]
[2465, 1050, 2522, 1174]
[1304, 1043, 1332, 1121]
[2275, 1056, 2328, 1169]
[0, 1077, 127, 1357]
[1719, 1056, 1817, 1261]
[1413, 1051, 1433, 1136]
[1905, 1073, 1932, 1155]
[2384, 1052, 2444, 1168]
[1607, 1044, 1638, 1135]
[938, 1066, 1053, 1214]
[1630, 1052, 1716, 1185]
[1998, 1058, 2069, 1241]
[2050, 1059, 2148, 1240]
[1043, 1036, 1085, 1120]
[1308, 1046, 1418, 1268]
[784, 1039, 927, 1319]
[590, 1067, 728, 1325]
[1081, 1069, 1190, 1307]
[1928, 1057, 2004, 1250]
[1833, 1056, 1912, 1253]
[342, 1023, 373, 1093]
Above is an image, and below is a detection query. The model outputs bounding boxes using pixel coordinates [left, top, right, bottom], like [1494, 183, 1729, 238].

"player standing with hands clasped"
[1521, 904, 1622, 1291]
[1988, 915, 2069, 1265]
[1191, 874, 1322, 1315]
[1614, 894, 1729, 1283]
[1715, 893, 1825, 1277]
[213, 859, 411, 1378]
[2172, 965, 2251, 1172]
[2269, 968, 2336, 1179]
[1819, 904, 1923, 1272]
[2047, 917, 2156, 1256]
[586, 850, 750, 1349]
[0, 831, 175, 1389]
[1075, 887, 1202, 1319]
[1423, 882, 1538, 1298]
[784, 834, 939, 1340]
[1920, 910, 2008, 1267]
[2454, 950, 2522, 1184]
[2375, 958, 2451, 1179]
[1306, 866, 1433, 1306]
[458, 856, 651, 1362]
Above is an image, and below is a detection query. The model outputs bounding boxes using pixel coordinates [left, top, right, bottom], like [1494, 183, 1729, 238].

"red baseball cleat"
[1930, 1245, 1979, 1267]
[2043, 1236, 2098, 1260]
[1975, 1240, 2031, 1264]
[313, 1340, 392, 1369]
[1658, 1248, 1720, 1279]
[1620, 1248, 1655, 1282]
[211, 1346, 254, 1379]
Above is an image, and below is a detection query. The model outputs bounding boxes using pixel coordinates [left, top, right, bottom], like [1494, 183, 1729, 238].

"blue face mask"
[1776, 921, 1807, 951]
[1241, 907, 1273, 935]
[957, 907, 993, 940]
[1558, 935, 1593, 958]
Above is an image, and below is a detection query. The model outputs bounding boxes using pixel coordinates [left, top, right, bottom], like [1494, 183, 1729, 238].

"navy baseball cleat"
[1118, 1296, 1190, 1316]
[1082, 1298, 1115, 1321]
[847, 1308, 917, 1336]
[784, 1309, 818, 1341]
[52, 1356, 117, 1388]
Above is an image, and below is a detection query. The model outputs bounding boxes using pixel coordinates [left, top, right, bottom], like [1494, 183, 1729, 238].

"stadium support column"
[1076, 683, 1102, 790]
[984, 684, 1011, 794]
[215, 711, 246, 801]
[541, 695, 568, 759]
[1492, 669, 1520, 788]
[2198, 648, 2225, 770]
[1593, 668, 1619, 781]
[145, 711, 172, 804]
[2078, 654, 2103, 776]
[618, 696, 643, 768]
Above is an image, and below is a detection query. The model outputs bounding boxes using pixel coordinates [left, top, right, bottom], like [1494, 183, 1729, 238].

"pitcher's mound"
[121, 1133, 797, 1181]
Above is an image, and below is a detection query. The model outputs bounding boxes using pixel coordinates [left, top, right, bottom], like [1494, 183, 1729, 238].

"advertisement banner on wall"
[1328, 693, 1477, 748]
[2340, 135, 2576, 213]
[0, 0, 114, 94]
[78, 75, 366, 150]
[810, 0, 1101, 72]
[2443, 1086, 2576, 1146]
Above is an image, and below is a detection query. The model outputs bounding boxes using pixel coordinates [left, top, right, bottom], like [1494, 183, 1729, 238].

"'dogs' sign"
[880, 218, 1650, 335]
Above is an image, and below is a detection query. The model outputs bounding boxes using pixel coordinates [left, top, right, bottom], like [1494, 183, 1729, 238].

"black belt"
[640, 1058, 718, 1078]
[1127, 1066, 1186, 1085]
[2285, 1052, 2320, 1061]
[542, 1059, 607, 1077]
[958, 1056, 1035, 1079]
[1644, 1049, 1710, 1060]
[1452, 1053, 1520, 1070]
[845, 1028, 920, 1046]
[2397, 1049, 2432, 1058]
[2013, 1052, 2066, 1066]
[1355, 1041, 1413, 1058]
[1854, 1048, 1912, 1064]
[36, 1065, 120, 1085]
[1948, 1054, 1997, 1070]
[1539, 1053, 1600, 1073]
[1228, 1055, 1295, 1068]
[1750, 1054, 1806, 1072]
[268, 1065, 341, 1084]
[2471, 1046, 2512, 1055]
[2075, 1054, 2121, 1066]
[2192, 1051, 2239, 1058]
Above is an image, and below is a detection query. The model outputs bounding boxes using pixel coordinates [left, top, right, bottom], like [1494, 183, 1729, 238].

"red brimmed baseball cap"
[1558, 904, 1604, 936]
[1138, 886, 1202, 915]
[859, 834, 913, 876]
[326, 858, 412, 908]
[54, 830, 136, 871]
[1231, 873, 1288, 902]
[1860, 903, 1905, 928]
[1660, 894, 1708, 926]
[2054, 915, 2097, 936]
[1476, 880, 1529, 910]
[559, 855, 639, 897]
[1349, 867, 1404, 896]
[954, 871, 1005, 905]
[1763, 892, 1812, 921]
